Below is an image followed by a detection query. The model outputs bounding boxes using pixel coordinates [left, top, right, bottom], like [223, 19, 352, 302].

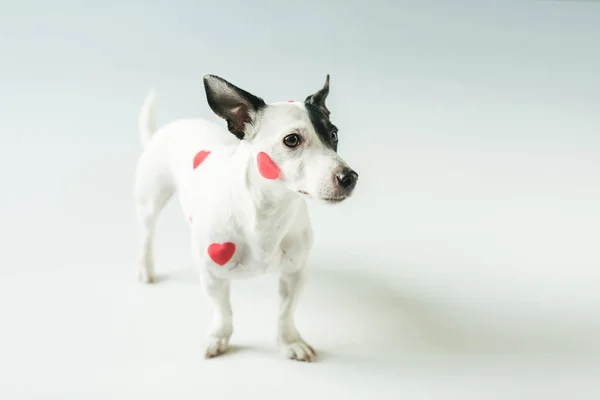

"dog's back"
[134, 90, 240, 226]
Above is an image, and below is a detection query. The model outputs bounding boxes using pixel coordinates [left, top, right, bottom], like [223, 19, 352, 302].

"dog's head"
[203, 74, 358, 204]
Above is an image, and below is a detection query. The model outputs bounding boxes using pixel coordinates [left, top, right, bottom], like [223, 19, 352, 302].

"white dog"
[133, 74, 359, 362]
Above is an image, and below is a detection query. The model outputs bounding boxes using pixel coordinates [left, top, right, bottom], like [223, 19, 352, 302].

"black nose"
[336, 168, 358, 190]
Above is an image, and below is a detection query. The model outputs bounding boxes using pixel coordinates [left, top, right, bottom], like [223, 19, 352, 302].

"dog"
[133, 74, 359, 362]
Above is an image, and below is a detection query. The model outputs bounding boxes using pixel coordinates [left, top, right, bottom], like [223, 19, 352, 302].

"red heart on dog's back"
[193, 150, 211, 169]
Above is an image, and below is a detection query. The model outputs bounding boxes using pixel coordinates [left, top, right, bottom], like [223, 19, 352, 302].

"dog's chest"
[186, 195, 288, 276]
[170, 139, 309, 278]
[193, 218, 290, 279]
[189, 195, 306, 279]
[207, 239, 285, 279]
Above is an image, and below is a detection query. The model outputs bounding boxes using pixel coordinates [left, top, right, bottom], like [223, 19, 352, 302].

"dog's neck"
[233, 140, 296, 204]
[231, 141, 304, 260]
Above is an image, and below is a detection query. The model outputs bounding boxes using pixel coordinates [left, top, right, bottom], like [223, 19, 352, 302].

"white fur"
[133, 81, 356, 362]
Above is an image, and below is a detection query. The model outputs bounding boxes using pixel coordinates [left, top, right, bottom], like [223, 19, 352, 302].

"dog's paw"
[278, 339, 317, 362]
[137, 268, 155, 284]
[204, 336, 229, 359]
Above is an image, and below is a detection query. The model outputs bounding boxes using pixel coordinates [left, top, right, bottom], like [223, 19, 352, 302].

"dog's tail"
[138, 88, 157, 149]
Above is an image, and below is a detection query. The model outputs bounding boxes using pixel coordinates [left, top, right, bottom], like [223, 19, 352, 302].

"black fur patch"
[305, 103, 338, 151]
[203, 74, 266, 140]
[305, 74, 330, 117]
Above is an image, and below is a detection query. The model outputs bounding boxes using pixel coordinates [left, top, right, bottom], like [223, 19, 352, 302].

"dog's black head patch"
[305, 74, 330, 117]
[305, 103, 338, 152]
[304, 74, 338, 151]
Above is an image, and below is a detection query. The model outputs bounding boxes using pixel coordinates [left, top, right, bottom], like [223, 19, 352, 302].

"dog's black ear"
[305, 74, 330, 117]
[203, 75, 266, 140]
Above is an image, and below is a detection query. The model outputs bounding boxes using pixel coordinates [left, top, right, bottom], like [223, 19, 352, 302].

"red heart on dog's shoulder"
[207, 242, 236, 266]
[193, 150, 211, 169]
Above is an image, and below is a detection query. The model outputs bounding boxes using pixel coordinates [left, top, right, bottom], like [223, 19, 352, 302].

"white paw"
[278, 339, 317, 362]
[137, 266, 154, 283]
[137, 267, 155, 284]
[204, 336, 229, 359]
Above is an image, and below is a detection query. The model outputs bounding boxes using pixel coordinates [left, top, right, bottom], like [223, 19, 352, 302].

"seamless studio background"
[1, 1, 599, 399]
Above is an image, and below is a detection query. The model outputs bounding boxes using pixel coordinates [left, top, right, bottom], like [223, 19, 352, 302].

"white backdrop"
[1, 1, 599, 399]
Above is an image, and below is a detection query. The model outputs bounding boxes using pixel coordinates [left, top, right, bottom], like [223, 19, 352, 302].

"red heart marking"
[193, 150, 211, 169]
[257, 152, 280, 180]
[207, 242, 236, 266]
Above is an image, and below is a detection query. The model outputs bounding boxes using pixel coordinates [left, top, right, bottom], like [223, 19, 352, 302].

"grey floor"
[1, 1, 599, 399]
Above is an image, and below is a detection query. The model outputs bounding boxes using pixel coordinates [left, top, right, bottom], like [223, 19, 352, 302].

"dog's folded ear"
[203, 75, 266, 140]
[305, 74, 330, 117]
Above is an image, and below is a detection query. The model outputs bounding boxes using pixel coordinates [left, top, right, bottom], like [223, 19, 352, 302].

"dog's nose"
[336, 168, 358, 190]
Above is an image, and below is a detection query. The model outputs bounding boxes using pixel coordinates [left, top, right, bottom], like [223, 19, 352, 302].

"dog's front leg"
[200, 269, 233, 358]
[277, 268, 316, 362]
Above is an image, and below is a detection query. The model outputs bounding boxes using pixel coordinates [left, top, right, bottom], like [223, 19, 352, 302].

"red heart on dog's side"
[207, 242, 236, 266]
[193, 150, 211, 169]
[257, 152, 280, 180]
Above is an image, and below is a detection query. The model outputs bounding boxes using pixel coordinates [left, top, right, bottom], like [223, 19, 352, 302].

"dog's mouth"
[297, 190, 347, 204]
[322, 196, 347, 204]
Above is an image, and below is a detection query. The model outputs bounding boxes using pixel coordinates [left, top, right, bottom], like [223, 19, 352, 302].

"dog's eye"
[331, 130, 338, 143]
[283, 134, 301, 148]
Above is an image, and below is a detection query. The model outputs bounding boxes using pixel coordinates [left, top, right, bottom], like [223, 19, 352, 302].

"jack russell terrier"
[133, 74, 359, 362]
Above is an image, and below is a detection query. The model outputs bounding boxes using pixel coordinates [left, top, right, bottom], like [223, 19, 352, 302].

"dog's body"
[133, 75, 358, 362]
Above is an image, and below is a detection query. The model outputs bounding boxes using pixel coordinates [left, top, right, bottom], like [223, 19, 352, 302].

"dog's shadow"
[151, 259, 515, 362]
[299, 265, 491, 360]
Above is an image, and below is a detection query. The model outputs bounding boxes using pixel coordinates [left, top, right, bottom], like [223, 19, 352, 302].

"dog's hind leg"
[133, 89, 176, 283]
[133, 152, 174, 284]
